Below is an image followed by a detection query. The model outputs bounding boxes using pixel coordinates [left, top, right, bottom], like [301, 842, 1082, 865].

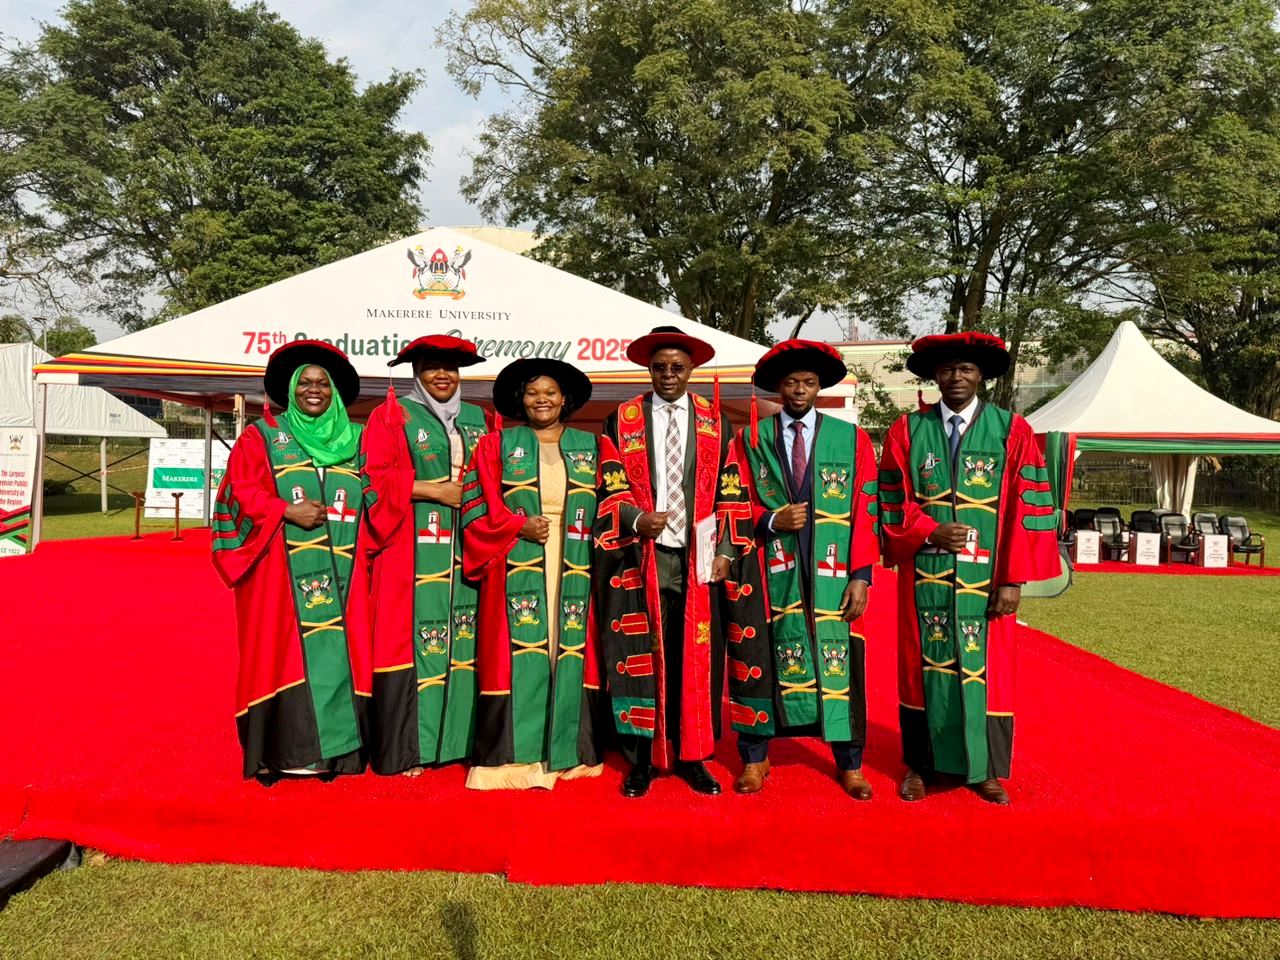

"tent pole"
[100, 437, 108, 513]
[31, 383, 48, 551]
[234, 393, 245, 439]
[202, 403, 213, 527]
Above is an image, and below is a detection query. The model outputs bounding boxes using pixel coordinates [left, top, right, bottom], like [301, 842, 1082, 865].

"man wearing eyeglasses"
[600, 325, 733, 797]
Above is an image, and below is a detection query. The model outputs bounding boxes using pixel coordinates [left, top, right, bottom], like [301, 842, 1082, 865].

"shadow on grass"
[440, 899, 480, 960]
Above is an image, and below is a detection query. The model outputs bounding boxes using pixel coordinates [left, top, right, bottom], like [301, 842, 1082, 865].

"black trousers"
[621, 545, 713, 766]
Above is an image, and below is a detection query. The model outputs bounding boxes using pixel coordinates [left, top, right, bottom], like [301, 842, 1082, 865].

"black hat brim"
[388, 349, 486, 369]
[265, 344, 360, 409]
[492, 358, 593, 422]
[752, 349, 848, 393]
[906, 345, 1011, 381]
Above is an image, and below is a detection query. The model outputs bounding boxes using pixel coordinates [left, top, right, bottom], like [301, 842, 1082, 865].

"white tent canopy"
[0, 342, 165, 438]
[34, 226, 770, 405]
[1028, 321, 1280, 437]
[1027, 321, 1280, 515]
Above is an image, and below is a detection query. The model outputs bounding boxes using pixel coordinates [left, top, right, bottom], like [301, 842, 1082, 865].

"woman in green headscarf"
[212, 340, 375, 783]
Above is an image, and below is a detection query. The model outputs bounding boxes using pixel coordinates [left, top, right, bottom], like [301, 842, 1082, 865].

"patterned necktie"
[664, 406, 686, 542]
[791, 420, 807, 490]
[948, 413, 964, 461]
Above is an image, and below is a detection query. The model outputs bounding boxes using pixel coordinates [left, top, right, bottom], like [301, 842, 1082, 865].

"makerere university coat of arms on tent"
[407, 244, 472, 300]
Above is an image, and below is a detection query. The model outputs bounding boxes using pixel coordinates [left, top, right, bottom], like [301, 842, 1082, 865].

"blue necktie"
[948, 414, 964, 461]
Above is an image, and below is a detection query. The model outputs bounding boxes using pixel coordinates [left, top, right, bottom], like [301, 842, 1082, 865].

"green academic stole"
[742, 415, 857, 741]
[500, 426, 599, 769]
[907, 403, 1012, 782]
[257, 415, 365, 759]
[401, 399, 489, 764]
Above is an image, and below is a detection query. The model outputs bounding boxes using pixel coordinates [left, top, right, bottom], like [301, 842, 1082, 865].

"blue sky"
[2, 0, 502, 225]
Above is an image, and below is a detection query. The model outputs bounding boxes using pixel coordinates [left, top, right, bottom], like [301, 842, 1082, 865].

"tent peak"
[1026, 321, 1280, 440]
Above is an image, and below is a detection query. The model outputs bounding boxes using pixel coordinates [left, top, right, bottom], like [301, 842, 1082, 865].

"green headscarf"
[283, 364, 359, 467]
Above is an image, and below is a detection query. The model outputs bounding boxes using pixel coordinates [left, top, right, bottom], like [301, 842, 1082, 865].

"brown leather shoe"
[973, 778, 1010, 805]
[734, 760, 770, 795]
[837, 768, 873, 800]
[898, 770, 926, 802]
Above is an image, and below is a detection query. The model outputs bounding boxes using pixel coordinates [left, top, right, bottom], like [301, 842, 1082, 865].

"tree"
[1104, 0, 1280, 418]
[446, 0, 911, 342]
[0, 312, 96, 354]
[7, 0, 429, 330]
[43, 316, 99, 355]
[0, 313, 35, 342]
[0, 41, 98, 314]
[832, 0, 1280, 408]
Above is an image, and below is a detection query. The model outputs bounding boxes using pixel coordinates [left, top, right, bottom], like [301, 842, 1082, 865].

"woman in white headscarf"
[361, 335, 496, 775]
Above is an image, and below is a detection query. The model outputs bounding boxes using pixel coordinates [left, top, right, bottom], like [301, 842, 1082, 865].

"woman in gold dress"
[459, 358, 638, 790]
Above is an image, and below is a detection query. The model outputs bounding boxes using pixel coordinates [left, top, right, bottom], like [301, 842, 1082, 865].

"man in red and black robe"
[717, 340, 881, 799]
[601, 325, 732, 797]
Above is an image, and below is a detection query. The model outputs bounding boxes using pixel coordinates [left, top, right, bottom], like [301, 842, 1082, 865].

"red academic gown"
[360, 398, 497, 772]
[879, 410, 1059, 777]
[460, 430, 637, 769]
[718, 418, 881, 746]
[212, 425, 374, 778]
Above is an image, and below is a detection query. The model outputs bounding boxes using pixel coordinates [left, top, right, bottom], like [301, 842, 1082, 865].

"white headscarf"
[409, 359, 462, 435]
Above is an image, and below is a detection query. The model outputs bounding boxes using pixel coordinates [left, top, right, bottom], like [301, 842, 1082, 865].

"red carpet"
[1082, 560, 1279, 577]
[3, 532, 1280, 917]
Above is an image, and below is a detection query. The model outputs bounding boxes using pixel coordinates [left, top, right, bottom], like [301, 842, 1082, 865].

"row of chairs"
[1065, 507, 1267, 566]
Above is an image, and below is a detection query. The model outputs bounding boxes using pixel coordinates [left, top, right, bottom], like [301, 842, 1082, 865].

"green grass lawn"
[3, 505, 1279, 957]
[2, 859, 1276, 960]
[40, 492, 204, 541]
[1022, 574, 1280, 728]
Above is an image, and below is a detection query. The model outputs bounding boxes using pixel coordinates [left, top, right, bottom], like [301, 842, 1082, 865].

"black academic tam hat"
[491, 357, 593, 422]
[263, 339, 360, 409]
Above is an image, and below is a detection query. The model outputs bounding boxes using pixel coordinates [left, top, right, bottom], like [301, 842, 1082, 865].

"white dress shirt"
[764, 407, 818, 533]
[778, 406, 818, 472]
[939, 395, 979, 446]
[651, 392, 689, 548]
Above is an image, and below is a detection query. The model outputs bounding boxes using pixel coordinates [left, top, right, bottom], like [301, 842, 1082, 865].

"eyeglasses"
[649, 363, 689, 376]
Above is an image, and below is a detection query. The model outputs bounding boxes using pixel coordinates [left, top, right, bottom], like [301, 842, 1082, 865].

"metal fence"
[42, 413, 239, 500]
[1073, 459, 1280, 513]
[48, 414, 239, 445]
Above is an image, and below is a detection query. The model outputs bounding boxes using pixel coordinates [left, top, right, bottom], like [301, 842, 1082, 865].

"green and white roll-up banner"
[0, 427, 37, 557]
[145, 438, 228, 519]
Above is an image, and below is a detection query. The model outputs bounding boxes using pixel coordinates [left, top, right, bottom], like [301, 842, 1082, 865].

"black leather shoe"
[675, 760, 722, 795]
[622, 763, 653, 798]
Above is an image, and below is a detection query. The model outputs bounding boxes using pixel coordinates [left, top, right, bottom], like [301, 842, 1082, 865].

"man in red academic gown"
[880, 331, 1059, 804]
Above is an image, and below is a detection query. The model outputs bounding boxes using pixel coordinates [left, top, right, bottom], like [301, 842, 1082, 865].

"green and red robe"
[459, 427, 643, 770]
[879, 404, 1059, 783]
[716, 414, 881, 745]
[600, 392, 727, 766]
[212, 415, 374, 779]
[362, 396, 495, 773]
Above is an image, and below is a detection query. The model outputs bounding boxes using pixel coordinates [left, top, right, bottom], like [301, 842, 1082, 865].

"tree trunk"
[962, 210, 1006, 331]
[991, 311, 1026, 410]
[946, 276, 966, 333]
[787, 305, 817, 341]
[733, 272, 759, 341]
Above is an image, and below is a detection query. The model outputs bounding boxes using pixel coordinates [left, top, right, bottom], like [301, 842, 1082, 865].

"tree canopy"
[3, 0, 429, 330]
[449, 0, 1280, 415]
